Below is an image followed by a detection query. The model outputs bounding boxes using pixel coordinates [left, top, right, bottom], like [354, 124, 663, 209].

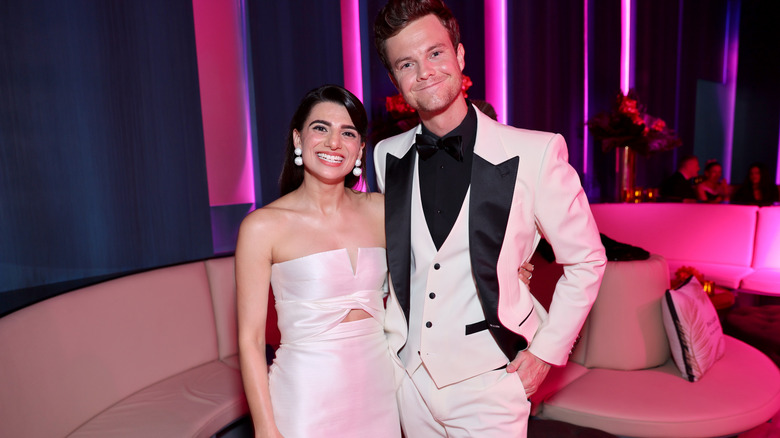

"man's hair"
[374, 0, 460, 73]
[679, 155, 698, 170]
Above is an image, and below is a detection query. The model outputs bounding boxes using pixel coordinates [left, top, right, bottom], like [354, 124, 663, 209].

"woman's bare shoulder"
[239, 196, 299, 238]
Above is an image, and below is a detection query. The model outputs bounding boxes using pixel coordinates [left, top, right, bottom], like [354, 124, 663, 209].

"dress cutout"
[269, 247, 400, 437]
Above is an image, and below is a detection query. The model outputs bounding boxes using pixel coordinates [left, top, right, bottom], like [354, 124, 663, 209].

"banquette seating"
[0, 256, 258, 438]
[587, 203, 780, 296]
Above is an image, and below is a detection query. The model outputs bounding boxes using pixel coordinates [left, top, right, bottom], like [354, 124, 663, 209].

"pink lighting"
[484, 0, 507, 124]
[340, 0, 363, 101]
[620, 0, 633, 95]
[192, 0, 255, 206]
[722, 1, 741, 181]
[583, 0, 589, 178]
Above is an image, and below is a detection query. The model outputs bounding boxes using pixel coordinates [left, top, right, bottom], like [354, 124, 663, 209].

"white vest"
[401, 161, 508, 388]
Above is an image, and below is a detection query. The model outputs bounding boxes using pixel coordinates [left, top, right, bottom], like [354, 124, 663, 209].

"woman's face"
[749, 166, 761, 185]
[293, 101, 364, 184]
[706, 165, 722, 182]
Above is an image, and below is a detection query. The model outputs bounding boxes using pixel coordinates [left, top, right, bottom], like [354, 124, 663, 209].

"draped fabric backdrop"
[0, 0, 212, 316]
[245, 1, 345, 206]
[1, 0, 778, 316]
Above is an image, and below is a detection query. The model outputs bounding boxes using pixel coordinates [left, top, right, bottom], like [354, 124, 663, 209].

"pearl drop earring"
[352, 158, 362, 177]
[294, 147, 303, 166]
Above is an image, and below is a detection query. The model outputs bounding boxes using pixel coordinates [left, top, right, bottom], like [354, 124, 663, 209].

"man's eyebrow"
[393, 43, 448, 67]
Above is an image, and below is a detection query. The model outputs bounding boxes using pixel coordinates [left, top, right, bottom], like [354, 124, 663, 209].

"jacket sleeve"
[527, 134, 606, 366]
[373, 140, 387, 194]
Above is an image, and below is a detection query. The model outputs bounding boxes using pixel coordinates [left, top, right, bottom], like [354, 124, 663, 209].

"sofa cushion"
[68, 361, 248, 438]
[590, 203, 758, 269]
[753, 206, 780, 269]
[539, 337, 780, 438]
[570, 255, 670, 370]
[740, 269, 780, 295]
[661, 276, 725, 382]
[0, 262, 219, 437]
[665, 260, 752, 289]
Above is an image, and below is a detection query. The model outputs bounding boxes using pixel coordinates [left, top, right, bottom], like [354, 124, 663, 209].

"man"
[372, 1, 606, 436]
[659, 155, 700, 202]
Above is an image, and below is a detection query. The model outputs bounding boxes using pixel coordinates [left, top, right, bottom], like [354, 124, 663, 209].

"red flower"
[586, 90, 682, 156]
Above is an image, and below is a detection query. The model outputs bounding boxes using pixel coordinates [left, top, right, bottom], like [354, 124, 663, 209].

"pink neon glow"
[484, 0, 507, 124]
[620, 0, 631, 95]
[192, 0, 255, 206]
[583, 0, 589, 177]
[722, 2, 740, 181]
[340, 0, 363, 101]
[776, 119, 780, 185]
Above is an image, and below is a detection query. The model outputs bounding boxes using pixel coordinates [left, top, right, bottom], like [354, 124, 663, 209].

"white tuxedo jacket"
[374, 107, 606, 383]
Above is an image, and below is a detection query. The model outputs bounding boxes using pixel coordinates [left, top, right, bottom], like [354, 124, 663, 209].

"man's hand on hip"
[506, 350, 550, 397]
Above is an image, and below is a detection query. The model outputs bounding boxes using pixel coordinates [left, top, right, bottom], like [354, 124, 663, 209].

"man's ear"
[457, 43, 465, 72]
[388, 72, 400, 91]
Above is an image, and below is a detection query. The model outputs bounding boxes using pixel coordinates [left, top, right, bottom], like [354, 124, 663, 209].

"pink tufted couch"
[587, 203, 780, 295]
[0, 256, 256, 437]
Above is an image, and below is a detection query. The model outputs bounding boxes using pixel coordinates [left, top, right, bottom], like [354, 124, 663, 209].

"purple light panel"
[620, 0, 633, 95]
[340, 0, 363, 101]
[485, 0, 508, 124]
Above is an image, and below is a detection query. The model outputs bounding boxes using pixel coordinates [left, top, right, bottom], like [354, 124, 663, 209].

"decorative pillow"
[661, 275, 725, 382]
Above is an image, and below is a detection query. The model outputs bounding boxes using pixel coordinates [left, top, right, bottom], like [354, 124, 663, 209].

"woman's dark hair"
[279, 85, 368, 196]
[704, 159, 722, 173]
[374, 0, 460, 73]
[733, 162, 779, 206]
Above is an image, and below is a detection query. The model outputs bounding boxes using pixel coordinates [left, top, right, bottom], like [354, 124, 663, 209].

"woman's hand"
[518, 262, 534, 287]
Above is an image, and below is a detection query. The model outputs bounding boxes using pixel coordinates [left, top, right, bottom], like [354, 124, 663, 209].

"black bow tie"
[415, 133, 463, 162]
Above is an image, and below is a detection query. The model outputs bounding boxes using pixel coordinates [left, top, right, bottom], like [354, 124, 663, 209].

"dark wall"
[0, 0, 213, 316]
[732, 0, 780, 185]
[246, 1, 345, 205]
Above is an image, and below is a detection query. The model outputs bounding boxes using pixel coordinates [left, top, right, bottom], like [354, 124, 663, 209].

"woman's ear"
[293, 130, 301, 148]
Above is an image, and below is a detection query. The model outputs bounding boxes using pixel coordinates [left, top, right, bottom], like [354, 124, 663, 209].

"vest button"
[426, 321, 433, 328]
[429, 292, 436, 299]
[434, 263, 441, 270]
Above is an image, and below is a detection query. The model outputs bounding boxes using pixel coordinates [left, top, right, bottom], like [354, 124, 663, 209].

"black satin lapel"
[384, 149, 416, 322]
[470, 155, 522, 358]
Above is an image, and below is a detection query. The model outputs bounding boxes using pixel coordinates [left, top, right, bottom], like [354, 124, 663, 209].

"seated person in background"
[732, 162, 779, 206]
[697, 160, 729, 203]
[471, 99, 498, 121]
[659, 155, 699, 202]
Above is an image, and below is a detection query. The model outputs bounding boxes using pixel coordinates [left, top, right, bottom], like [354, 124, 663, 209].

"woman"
[236, 85, 533, 437]
[697, 160, 729, 203]
[732, 162, 779, 206]
[236, 85, 397, 438]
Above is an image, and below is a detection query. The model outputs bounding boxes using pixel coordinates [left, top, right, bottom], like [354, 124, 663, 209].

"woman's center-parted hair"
[279, 85, 368, 196]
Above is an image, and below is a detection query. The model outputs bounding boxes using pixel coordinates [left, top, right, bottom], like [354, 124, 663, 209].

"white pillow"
[661, 275, 725, 382]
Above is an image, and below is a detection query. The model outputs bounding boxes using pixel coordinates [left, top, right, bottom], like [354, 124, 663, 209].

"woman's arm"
[236, 211, 283, 438]
[696, 183, 708, 202]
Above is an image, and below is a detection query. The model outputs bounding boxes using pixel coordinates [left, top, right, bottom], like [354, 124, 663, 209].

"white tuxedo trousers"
[397, 364, 531, 437]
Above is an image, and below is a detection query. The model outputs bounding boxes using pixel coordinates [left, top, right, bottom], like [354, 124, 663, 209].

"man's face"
[384, 14, 465, 117]
[683, 158, 700, 177]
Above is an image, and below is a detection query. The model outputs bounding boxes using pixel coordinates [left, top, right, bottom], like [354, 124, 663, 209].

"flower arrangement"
[371, 75, 473, 144]
[586, 90, 682, 156]
[672, 265, 715, 295]
[672, 266, 704, 289]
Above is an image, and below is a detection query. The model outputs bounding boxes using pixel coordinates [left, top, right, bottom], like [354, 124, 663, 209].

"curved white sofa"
[0, 257, 249, 437]
[530, 253, 780, 437]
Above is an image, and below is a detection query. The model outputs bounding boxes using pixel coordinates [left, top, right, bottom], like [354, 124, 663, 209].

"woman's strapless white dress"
[268, 247, 400, 437]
